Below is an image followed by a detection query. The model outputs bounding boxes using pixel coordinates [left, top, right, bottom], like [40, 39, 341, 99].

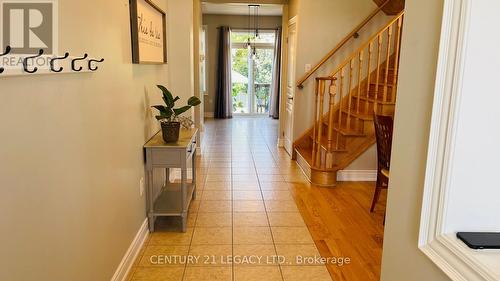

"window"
[230, 30, 276, 114]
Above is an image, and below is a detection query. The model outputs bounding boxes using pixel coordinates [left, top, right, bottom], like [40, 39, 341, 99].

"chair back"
[373, 114, 394, 171]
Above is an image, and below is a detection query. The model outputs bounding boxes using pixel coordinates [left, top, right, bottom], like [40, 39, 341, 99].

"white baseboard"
[111, 219, 149, 281]
[337, 170, 377, 181]
[204, 112, 214, 118]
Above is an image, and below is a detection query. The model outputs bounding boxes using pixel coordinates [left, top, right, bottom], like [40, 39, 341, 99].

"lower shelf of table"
[150, 182, 195, 216]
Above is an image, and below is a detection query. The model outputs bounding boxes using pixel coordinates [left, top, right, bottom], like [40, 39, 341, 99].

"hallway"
[127, 117, 385, 281]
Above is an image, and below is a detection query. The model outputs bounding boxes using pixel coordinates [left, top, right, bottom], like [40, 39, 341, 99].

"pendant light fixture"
[247, 4, 260, 60]
[247, 5, 252, 51]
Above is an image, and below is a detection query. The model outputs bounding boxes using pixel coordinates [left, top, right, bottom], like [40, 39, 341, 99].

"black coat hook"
[50, 52, 69, 72]
[0, 45, 11, 74]
[23, 49, 44, 74]
[88, 58, 104, 71]
[0, 45, 10, 56]
[71, 53, 88, 71]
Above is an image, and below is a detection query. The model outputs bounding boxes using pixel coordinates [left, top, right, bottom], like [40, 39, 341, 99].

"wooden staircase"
[293, 11, 404, 186]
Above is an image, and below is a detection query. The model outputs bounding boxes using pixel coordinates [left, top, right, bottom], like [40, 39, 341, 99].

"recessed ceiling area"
[202, 3, 283, 16]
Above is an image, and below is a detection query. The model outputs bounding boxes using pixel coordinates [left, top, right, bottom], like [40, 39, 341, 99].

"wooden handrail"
[326, 10, 404, 79]
[296, 0, 390, 89]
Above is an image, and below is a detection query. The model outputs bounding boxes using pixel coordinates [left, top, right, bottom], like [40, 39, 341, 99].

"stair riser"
[319, 119, 373, 150]
[368, 86, 396, 102]
[350, 99, 396, 116]
[342, 125, 375, 152]
[339, 112, 370, 130]
[314, 128, 348, 151]
[378, 73, 397, 82]
[323, 113, 365, 133]
[377, 68, 397, 80]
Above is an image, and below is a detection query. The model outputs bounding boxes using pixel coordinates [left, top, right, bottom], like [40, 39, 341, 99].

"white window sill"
[420, 234, 500, 281]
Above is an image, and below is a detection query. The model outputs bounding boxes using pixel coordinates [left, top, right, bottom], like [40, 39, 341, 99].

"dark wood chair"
[370, 114, 394, 213]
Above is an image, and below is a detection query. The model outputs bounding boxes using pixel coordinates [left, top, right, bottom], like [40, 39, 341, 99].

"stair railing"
[311, 11, 404, 169]
[296, 0, 390, 89]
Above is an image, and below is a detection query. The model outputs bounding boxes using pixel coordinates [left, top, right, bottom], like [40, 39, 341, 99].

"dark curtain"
[214, 26, 233, 119]
[269, 27, 282, 119]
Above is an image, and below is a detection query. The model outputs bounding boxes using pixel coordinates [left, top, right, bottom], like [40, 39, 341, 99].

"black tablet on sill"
[457, 232, 500, 250]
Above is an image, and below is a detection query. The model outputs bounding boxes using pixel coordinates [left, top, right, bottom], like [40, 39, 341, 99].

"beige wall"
[167, 0, 195, 113]
[0, 0, 194, 280]
[202, 14, 282, 114]
[380, 0, 450, 280]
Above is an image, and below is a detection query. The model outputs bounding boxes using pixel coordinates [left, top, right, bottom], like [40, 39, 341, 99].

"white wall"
[444, 0, 500, 233]
[380, 0, 451, 280]
[0, 0, 194, 280]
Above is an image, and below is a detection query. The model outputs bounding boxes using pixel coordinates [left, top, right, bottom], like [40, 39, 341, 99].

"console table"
[143, 128, 198, 232]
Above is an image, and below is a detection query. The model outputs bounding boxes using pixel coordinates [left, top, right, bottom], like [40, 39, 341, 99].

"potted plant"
[152, 85, 201, 143]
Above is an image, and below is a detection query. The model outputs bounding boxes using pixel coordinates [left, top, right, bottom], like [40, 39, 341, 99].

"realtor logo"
[1, 0, 57, 54]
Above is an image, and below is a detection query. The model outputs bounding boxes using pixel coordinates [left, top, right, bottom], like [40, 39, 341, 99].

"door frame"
[280, 15, 298, 155]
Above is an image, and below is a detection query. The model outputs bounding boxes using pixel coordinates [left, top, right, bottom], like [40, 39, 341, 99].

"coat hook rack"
[23, 49, 44, 74]
[88, 58, 104, 71]
[71, 53, 88, 72]
[50, 52, 69, 72]
[0, 45, 10, 56]
[0, 45, 11, 74]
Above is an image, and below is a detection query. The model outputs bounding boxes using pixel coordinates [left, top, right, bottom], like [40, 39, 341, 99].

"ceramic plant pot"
[161, 121, 180, 143]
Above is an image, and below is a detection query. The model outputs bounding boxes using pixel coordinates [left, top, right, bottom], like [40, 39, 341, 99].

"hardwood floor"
[262, 118, 387, 281]
[289, 181, 386, 281]
[127, 117, 386, 281]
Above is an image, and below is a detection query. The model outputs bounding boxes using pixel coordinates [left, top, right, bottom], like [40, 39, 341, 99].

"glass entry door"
[231, 30, 276, 114]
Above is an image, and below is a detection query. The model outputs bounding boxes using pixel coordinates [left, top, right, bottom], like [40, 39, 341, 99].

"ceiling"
[202, 3, 283, 16]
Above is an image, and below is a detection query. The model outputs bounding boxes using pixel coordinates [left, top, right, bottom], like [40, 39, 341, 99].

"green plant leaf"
[152, 105, 173, 121]
[157, 85, 174, 107]
[152, 105, 168, 114]
[173, 96, 180, 102]
[173, 105, 191, 116]
[188, 96, 202, 106]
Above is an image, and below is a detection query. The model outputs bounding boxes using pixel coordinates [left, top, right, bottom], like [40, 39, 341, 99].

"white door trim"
[283, 15, 298, 155]
[417, 0, 498, 280]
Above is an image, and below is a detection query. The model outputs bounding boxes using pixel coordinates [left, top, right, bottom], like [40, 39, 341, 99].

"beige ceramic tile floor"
[126, 117, 332, 281]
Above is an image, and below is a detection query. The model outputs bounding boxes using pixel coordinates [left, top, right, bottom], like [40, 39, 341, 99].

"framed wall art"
[129, 0, 167, 64]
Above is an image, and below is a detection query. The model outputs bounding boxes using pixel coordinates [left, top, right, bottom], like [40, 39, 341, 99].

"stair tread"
[320, 119, 367, 136]
[308, 134, 348, 151]
[336, 127, 366, 136]
[351, 95, 396, 105]
[340, 109, 374, 121]
[370, 82, 395, 87]
[380, 67, 396, 72]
